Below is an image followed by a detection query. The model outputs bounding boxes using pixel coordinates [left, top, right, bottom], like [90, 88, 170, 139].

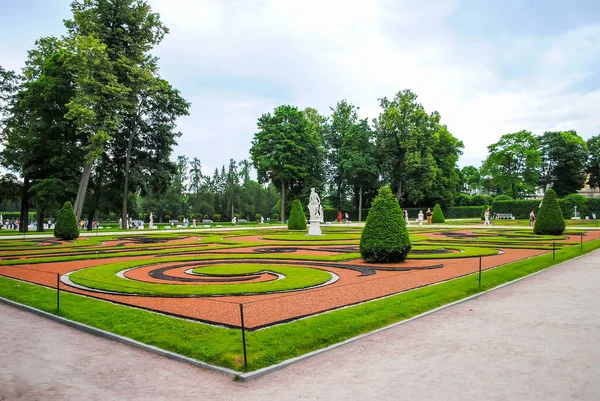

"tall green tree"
[339, 118, 378, 221]
[374, 89, 439, 204]
[65, 0, 189, 228]
[250, 105, 316, 223]
[588, 135, 600, 189]
[325, 100, 356, 210]
[425, 123, 464, 206]
[538, 130, 588, 197]
[461, 165, 481, 194]
[481, 131, 541, 198]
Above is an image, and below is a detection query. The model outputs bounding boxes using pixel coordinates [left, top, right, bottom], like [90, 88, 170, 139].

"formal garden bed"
[1, 225, 599, 372]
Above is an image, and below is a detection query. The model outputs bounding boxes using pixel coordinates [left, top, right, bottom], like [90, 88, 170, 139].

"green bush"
[213, 214, 221, 222]
[493, 195, 512, 201]
[558, 194, 588, 218]
[589, 198, 600, 218]
[255, 213, 262, 222]
[431, 204, 445, 223]
[491, 200, 540, 219]
[360, 186, 411, 263]
[53, 201, 79, 240]
[534, 189, 565, 235]
[288, 199, 307, 230]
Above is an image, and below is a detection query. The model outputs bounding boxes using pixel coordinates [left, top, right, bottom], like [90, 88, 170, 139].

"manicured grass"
[69, 262, 334, 296]
[262, 233, 362, 241]
[2, 239, 598, 372]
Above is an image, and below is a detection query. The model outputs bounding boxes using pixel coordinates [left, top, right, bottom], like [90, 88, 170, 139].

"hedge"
[403, 206, 481, 219]
[491, 200, 541, 219]
[360, 186, 411, 263]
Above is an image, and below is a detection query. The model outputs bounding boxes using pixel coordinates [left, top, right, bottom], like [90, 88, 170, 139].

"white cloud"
[7, 0, 597, 174]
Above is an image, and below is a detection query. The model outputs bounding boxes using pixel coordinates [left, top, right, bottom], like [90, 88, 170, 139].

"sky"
[1, 0, 600, 175]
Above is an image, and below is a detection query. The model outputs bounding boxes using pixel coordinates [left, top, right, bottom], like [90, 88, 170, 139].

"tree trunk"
[358, 185, 363, 222]
[280, 180, 286, 223]
[74, 163, 93, 221]
[396, 181, 403, 201]
[231, 199, 234, 221]
[19, 175, 29, 233]
[122, 124, 137, 231]
[87, 158, 106, 231]
[36, 205, 44, 232]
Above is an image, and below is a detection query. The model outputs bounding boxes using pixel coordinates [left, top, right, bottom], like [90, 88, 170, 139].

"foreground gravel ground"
[1, 249, 599, 401]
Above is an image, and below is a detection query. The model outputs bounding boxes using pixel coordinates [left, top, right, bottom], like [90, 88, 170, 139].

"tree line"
[462, 130, 600, 199]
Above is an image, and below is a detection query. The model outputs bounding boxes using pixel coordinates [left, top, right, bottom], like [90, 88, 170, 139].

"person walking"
[418, 210, 424, 227]
[345, 212, 350, 225]
[529, 210, 536, 227]
[484, 207, 491, 226]
[337, 211, 343, 224]
[426, 208, 432, 224]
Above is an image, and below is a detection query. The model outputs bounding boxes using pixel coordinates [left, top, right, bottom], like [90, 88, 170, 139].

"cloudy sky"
[1, 0, 599, 174]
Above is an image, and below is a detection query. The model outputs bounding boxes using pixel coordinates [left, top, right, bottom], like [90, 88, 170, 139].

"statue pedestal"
[307, 220, 322, 236]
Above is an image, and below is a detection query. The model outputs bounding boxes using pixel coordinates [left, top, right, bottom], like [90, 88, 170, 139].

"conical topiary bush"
[360, 185, 411, 263]
[54, 201, 79, 240]
[288, 199, 307, 230]
[431, 204, 445, 223]
[534, 188, 565, 235]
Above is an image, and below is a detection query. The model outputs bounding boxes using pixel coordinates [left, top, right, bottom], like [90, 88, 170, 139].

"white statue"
[149, 213, 154, 228]
[307, 188, 323, 235]
[308, 188, 323, 223]
[260, 216, 264, 224]
[119, 218, 123, 229]
[231, 216, 237, 226]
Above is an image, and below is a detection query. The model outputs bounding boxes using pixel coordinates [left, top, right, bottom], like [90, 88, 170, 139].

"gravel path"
[2, 249, 600, 400]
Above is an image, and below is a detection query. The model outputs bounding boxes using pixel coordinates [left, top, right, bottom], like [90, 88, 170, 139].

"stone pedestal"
[307, 220, 322, 236]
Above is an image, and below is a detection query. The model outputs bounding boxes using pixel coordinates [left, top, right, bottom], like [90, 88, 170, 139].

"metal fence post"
[56, 273, 60, 314]
[553, 241, 556, 261]
[478, 256, 482, 287]
[239, 303, 248, 370]
[581, 235, 583, 253]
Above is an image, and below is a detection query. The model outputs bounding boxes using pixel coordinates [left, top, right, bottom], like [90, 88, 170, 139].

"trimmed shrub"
[255, 213, 262, 222]
[491, 200, 540, 219]
[53, 201, 79, 240]
[288, 199, 307, 230]
[534, 189, 565, 235]
[213, 214, 221, 222]
[360, 186, 411, 263]
[558, 194, 588, 218]
[493, 195, 512, 201]
[431, 204, 445, 223]
[589, 198, 600, 218]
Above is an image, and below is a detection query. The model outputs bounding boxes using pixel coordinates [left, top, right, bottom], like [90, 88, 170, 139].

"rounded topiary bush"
[534, 188, 565, 235]
[431, 204, 445, 223]
[494, 195, 512, 201]
[360, 185, 412, 263]
[54, 201, 79, 240]
[288, 199, 307, 230]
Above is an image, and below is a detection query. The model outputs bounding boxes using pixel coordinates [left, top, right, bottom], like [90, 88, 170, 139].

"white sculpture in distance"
[307, 188, 323, 235]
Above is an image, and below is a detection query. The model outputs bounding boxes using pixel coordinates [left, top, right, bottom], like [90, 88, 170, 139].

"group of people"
[336, 211, 351, 225]
[0, 219, 21, 230]
[403, 208, 434, 227]
[78, 220, 100, 230]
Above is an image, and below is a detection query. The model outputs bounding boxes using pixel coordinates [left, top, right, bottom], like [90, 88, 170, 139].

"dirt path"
[2, 249, 600, 400]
